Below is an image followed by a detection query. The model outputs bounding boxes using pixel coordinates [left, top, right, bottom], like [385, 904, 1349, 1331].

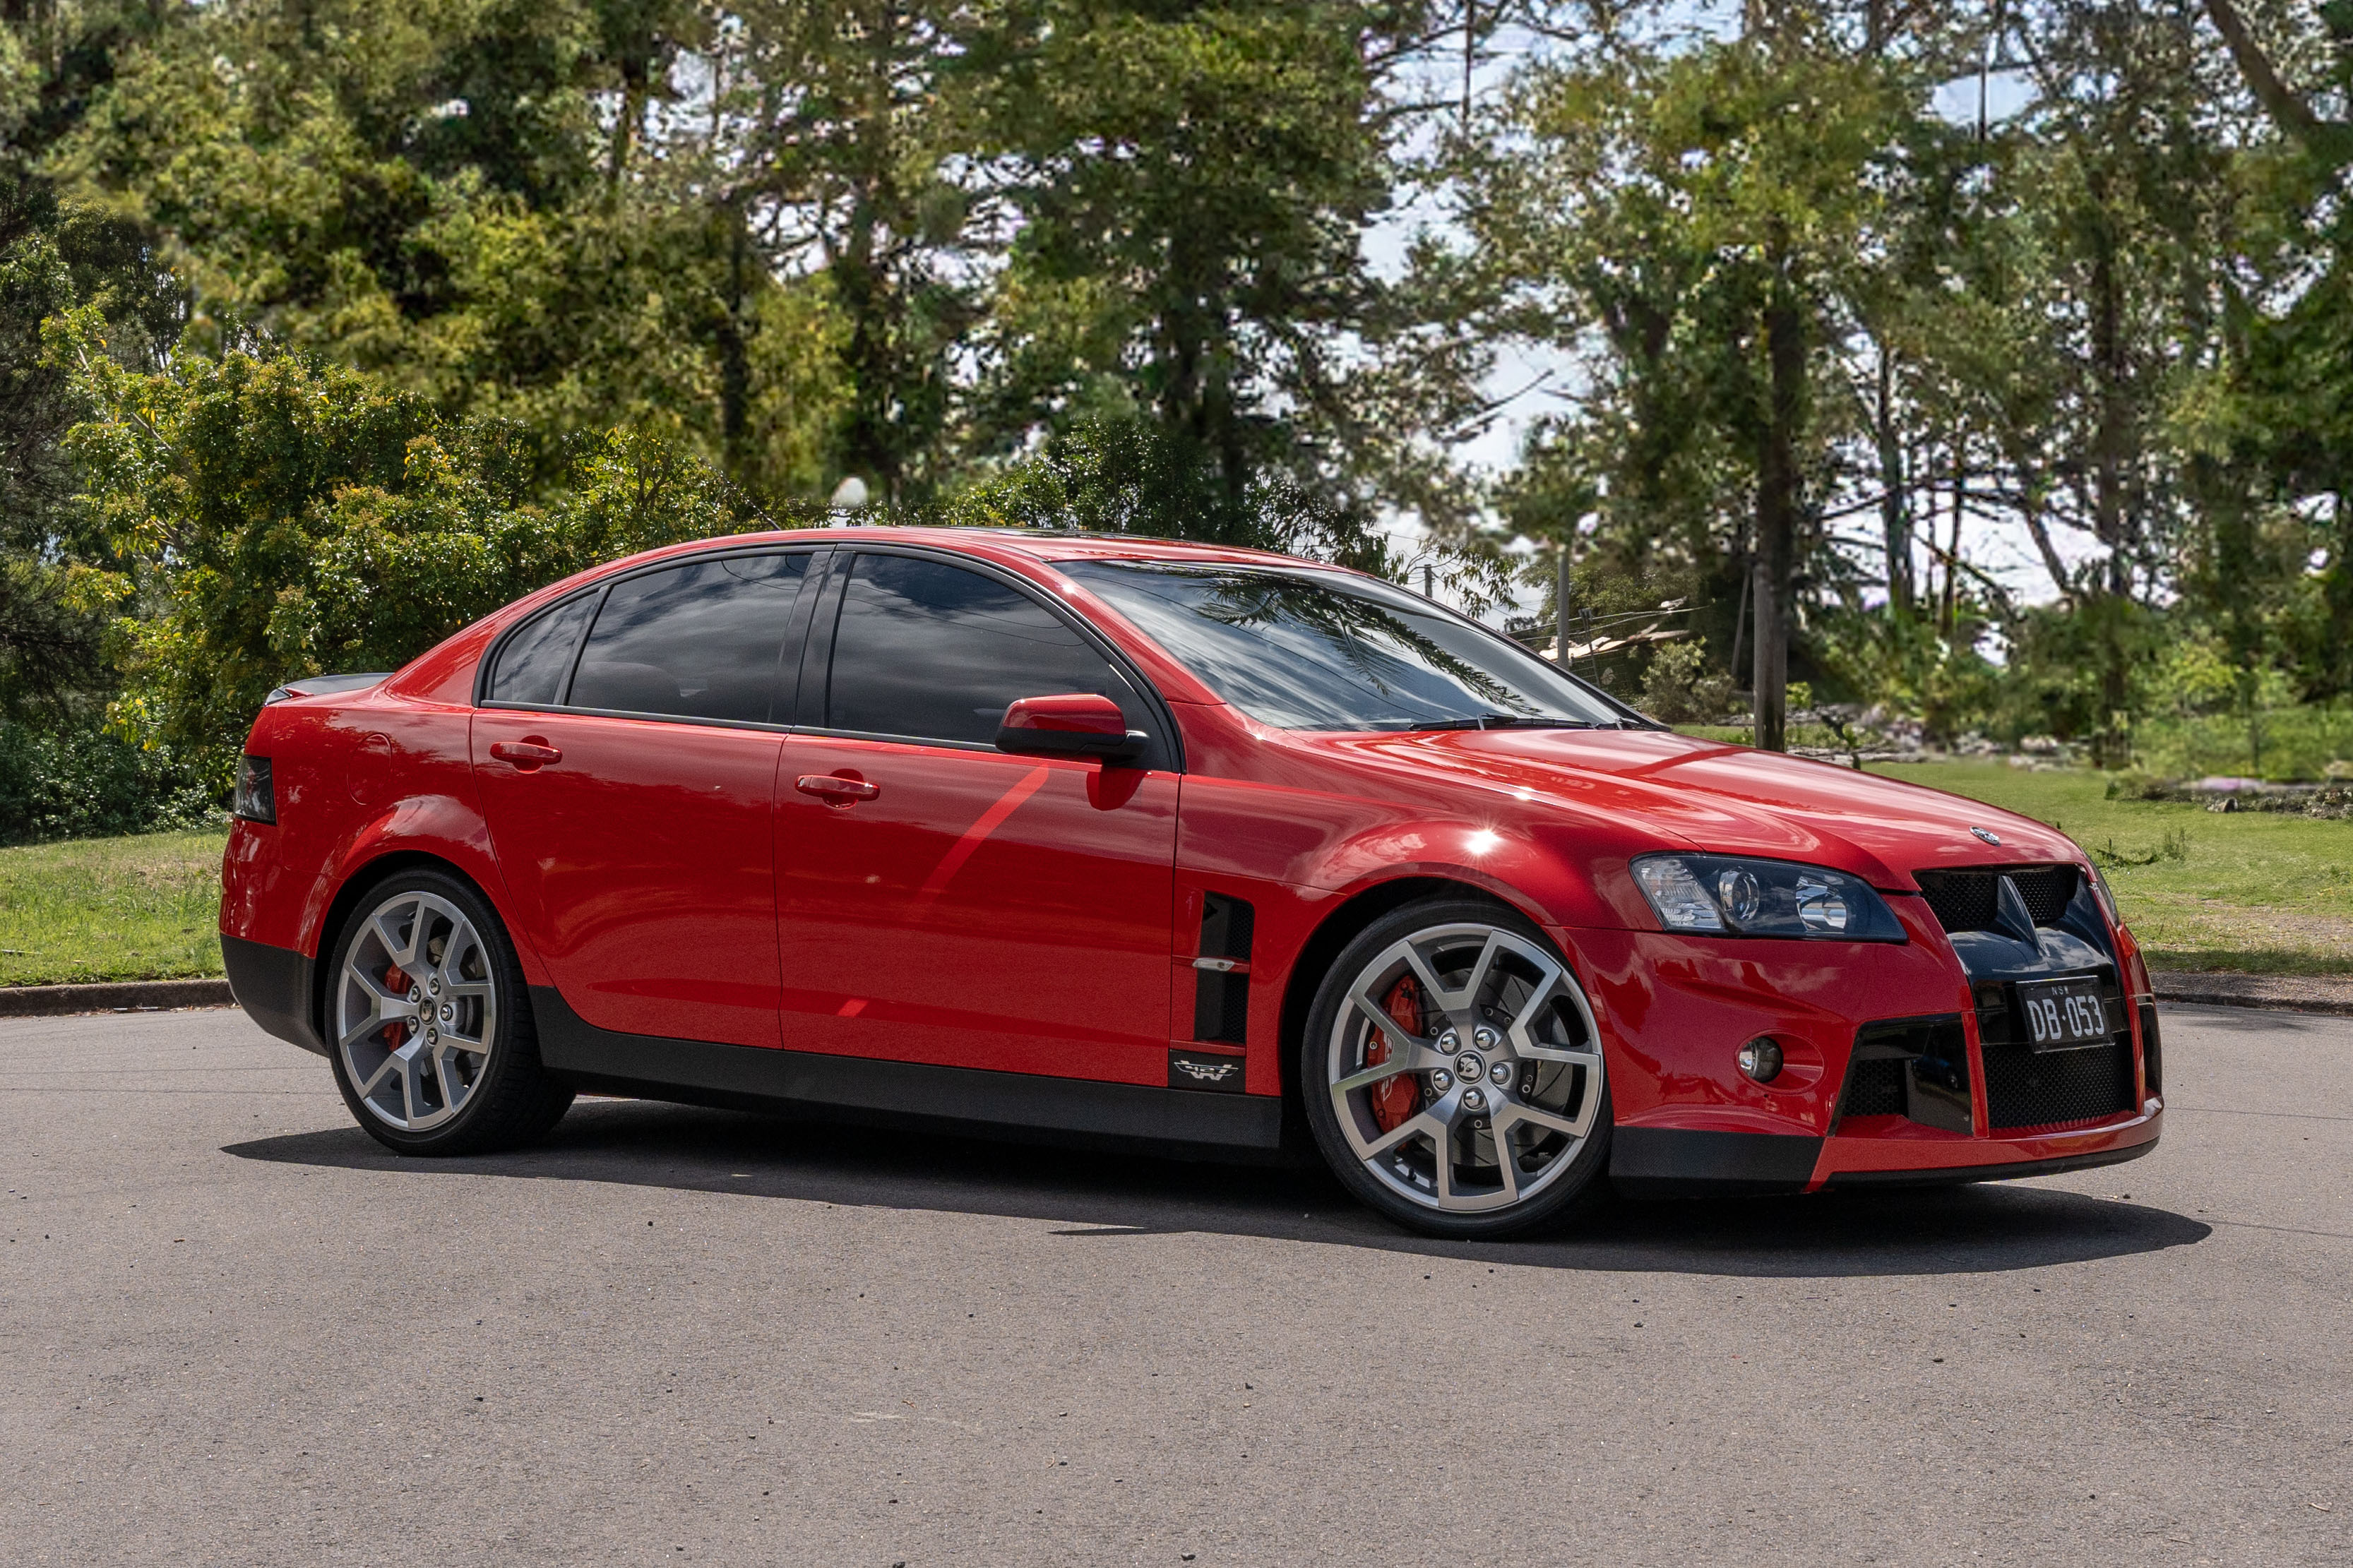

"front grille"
[1982, 1039, 2135, 1131]
[1914, 864, 2079, 934]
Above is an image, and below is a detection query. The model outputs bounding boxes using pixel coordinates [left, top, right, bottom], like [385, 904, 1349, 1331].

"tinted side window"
[570, 553, 810, 723]
[825, 554, 1150, 746]
[485, 594, 595, 706]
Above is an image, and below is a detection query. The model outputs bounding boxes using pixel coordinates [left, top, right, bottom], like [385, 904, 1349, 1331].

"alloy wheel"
[335, 888, 500, 1132]
[1325, 921, 1605, 1215]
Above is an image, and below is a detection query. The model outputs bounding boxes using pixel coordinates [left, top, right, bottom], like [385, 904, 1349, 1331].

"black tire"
[1300, 897, 1613, 1240]
[324, 867, 573, 1156]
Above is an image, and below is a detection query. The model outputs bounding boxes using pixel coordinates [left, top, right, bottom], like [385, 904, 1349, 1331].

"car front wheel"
[326, 868, 573, 1155]
[1302, 899, 1612, 1239]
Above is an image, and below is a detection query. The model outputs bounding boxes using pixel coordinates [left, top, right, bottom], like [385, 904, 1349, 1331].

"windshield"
[1060, 560, 1640, 732]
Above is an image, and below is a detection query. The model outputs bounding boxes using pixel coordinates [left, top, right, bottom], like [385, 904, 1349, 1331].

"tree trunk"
[1875, 347, 1910, 616]
[717, 202, 750, 486]
[1751, 276, 1803, 753]
[1554, 541, 1571, 663]
[2087, 206, 2133, 766]
[2330, 492, 2353, 695]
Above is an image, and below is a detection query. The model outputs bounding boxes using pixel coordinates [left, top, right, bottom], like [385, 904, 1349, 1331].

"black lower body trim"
[1822, 1137, 2156, 1190]
[530, 987, 1287, 1163]
[1609, 1127, 1824, 1198]
[221, 933, 322, 1055]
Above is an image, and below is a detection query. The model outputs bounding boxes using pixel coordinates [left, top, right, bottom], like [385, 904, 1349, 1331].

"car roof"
[624, 525, 1346, 575]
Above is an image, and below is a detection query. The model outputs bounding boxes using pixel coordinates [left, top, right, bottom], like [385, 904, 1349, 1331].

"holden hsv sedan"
[220, 527, 2160, 1238]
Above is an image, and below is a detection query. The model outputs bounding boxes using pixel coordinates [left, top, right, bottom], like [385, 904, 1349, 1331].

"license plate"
[2015, 976, 2110, 1050]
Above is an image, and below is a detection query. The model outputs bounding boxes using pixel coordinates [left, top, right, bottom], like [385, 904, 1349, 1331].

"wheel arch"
[307, 851, 511, 1051]
[1276, 874, 1542, 1120]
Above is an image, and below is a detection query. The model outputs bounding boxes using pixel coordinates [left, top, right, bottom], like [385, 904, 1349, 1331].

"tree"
[59, 343, 768, 758]
[1456, 25, 1912, 747]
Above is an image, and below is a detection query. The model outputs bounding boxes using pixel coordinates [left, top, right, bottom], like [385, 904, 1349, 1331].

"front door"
[472, 549, 815, 1048]
[773, 549, 1179, 1084]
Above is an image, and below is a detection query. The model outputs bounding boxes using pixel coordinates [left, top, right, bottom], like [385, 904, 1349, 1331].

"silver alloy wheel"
[335, 889, 499, 1132]
[1326, 921, 1604, 1214]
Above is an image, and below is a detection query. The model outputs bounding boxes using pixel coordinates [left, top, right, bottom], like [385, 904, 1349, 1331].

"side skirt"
[530, 987, 1290, 1164]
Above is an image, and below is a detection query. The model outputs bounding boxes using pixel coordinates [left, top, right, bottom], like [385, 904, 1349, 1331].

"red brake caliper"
[381, 964, 411, 1050]
[1368, 976, 1424, 1133]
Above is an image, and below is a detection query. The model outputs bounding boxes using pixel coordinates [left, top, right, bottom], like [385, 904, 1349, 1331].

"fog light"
[1737, 1039, 1784, 1084]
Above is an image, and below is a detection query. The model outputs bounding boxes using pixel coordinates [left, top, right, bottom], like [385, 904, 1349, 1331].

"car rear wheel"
[326, 869, 573, 1155]
[1301, 899, 1612, 1239]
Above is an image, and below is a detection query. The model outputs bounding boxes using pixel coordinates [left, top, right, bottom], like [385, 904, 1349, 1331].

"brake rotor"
[1366, 974, 1424, 1132]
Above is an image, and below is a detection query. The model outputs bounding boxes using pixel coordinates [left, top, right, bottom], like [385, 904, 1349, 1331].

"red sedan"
[220, 528, 2161, 1238]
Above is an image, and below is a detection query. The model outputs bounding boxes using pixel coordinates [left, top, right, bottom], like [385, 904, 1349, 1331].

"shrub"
[1639, 640, 1735, 722]
[0, 722, 218, 844]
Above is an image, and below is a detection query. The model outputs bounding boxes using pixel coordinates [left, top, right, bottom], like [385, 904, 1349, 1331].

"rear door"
[472, 548, 818, 1048]
[773, 548, 1180, 1084]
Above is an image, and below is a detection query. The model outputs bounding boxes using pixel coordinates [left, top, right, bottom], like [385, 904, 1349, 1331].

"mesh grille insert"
[2010, 866, 2079, 927]
[1982, 1041, 2135, 1131]
[1840, 1058, 1908, 1118]
[1914, 865, 2078, 934]
[1915, 870, 1998, 933]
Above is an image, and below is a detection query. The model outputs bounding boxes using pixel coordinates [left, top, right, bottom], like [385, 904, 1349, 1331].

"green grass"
[0, 830, 229, 987]
[1866, 761, 2353, 976]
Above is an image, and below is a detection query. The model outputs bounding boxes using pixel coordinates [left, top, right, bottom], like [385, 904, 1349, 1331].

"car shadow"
[223, 1098, 2211, 1279]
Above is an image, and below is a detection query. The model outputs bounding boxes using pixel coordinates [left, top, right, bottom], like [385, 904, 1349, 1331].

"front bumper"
[1561, 904, 2162, 1197]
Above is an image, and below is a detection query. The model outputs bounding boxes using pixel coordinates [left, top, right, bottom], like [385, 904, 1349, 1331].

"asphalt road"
[2, 1005, 2347, 1568]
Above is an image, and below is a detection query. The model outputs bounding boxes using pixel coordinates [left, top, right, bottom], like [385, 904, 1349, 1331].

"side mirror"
[995, 693, 1148, 763]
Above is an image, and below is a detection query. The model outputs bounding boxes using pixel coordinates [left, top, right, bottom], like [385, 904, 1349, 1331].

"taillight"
[233, 755, 276, 823]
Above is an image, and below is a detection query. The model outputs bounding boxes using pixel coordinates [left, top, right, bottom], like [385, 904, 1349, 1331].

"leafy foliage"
[62, 345, 780, 758]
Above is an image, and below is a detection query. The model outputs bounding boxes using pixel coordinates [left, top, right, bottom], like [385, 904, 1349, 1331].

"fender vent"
[1192, 893, 1255, 1046]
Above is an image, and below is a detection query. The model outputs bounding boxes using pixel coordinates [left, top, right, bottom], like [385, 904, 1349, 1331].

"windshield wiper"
[1383, 714, 1595, 731]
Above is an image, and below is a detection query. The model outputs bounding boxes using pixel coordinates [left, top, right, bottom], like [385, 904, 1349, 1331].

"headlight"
[2084, 862, 2120, 925]
[1631, 854, 1905, 941]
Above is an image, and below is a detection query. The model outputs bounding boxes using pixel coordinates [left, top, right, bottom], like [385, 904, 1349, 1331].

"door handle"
[490, 739, 563, 770]
[797, 774, 879, 804]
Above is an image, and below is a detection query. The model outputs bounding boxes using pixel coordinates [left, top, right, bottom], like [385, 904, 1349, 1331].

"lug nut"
[1437, 1029, 1459, 1051]
[1430, 1070, 1454, 1093]
[407, 986, 422, 1004]
[1489, 1062, 1512, 1085]
[1474, 1027, 1499, 1049]
[1463, 1087, 1487, 1111]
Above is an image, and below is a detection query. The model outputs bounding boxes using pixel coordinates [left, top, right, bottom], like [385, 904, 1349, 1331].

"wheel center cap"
[1455, 1051, 1486, 1082]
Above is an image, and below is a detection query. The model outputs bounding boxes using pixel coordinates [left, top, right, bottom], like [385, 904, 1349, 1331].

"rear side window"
[824, 553, 1150, 746]
[570, 553, 810, 723]
[484, 594, 595, 706]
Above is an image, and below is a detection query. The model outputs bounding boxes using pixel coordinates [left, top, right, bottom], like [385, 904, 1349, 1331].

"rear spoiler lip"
[263, 672, 392, 706]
